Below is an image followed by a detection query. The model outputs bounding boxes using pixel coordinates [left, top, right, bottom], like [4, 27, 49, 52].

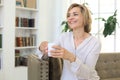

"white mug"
[48, 43, 56, 56]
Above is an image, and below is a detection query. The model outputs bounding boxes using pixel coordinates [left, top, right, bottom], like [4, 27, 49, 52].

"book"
[16, 0, 24, 7]
[20, 18, 27, 27]
[16, 17, 19, 27]
[26, 0, 36, 9]
[15, 50, 28, 66]
[16, 36, 35, 47]
[0, 34, 2, 48]
[23, 0, 27, 7]
[16, 37, 23, 47]
[15, 50, 20, 66]
[30, 34, 36, 46]
[28, 18, 35, 27]
[23, 18, 28, 27]
[19, 56, 28, 66]
[25, 37, 30, 46]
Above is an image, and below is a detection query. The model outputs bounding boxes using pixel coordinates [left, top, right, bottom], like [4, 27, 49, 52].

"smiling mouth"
[69, 21, 77, 24]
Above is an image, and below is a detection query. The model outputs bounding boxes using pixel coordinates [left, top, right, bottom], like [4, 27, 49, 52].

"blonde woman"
[38, 3, 101, 80]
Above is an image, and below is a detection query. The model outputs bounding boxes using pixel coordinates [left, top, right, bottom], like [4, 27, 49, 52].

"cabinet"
[15, 6, 38, 67]
[0, 0, 40, 80]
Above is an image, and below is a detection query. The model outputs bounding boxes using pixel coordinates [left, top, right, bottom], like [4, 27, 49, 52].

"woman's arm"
[70, 41, 101, 79]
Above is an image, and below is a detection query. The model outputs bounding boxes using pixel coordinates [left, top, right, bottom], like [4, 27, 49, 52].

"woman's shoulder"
[90, 35, 101, 46]
[60, 32, 72, 37]
[91, 35, 100, 41]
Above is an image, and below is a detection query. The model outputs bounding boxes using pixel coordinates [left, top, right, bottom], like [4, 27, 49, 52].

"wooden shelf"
[15, 27, 37, 30]
[15, 46, 37, 49]
[16, 6, 38, 12]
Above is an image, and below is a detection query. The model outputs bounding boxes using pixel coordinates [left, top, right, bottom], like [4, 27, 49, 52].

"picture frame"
[16, 0, 24, 7]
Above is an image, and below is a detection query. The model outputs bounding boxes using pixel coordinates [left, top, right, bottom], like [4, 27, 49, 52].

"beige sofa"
[95, 53, 120, 80]
[28, 54, 62, 80]
[28, 53, 120, 80]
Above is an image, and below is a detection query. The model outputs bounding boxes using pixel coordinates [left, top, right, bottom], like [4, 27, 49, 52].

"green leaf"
[61, 21, 67, 25]
[61, 21, 70, 32]
[102, 10, 118, 37]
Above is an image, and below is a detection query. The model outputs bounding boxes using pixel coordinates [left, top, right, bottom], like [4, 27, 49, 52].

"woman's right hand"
[39, 41, 48, 54]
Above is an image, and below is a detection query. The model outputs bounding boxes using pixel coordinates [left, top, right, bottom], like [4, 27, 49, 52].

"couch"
[95, 53, 120, 80]
[28, 54, 62, 80]
[28, 53, 120, 80]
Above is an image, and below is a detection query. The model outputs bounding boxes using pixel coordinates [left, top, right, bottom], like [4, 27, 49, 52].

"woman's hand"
[39, 41, 48, 54]
[50, 45, 76, 62]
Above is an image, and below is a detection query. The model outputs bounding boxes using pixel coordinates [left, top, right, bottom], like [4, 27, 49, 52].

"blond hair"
[67, 3, 92, 33]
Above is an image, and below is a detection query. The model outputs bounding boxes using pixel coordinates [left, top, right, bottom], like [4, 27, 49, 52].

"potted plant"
[97, 10, 119, 37]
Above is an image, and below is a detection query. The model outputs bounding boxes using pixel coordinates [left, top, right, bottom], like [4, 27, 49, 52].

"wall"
[2, 0, 15, 80]
[38, 0, 63, 43]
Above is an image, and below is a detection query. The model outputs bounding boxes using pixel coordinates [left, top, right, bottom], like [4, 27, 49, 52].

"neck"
[73, 29, 86, 40]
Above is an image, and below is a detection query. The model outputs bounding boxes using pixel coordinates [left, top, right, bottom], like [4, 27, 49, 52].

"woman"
[38, 3, 101, 80]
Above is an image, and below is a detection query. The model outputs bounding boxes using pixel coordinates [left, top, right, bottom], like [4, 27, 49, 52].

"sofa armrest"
[28, 54, 63, 80]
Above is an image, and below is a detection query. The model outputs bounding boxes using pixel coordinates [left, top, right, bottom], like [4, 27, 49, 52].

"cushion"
[96, 53, 120, 79]
[101, 78, 120, 80]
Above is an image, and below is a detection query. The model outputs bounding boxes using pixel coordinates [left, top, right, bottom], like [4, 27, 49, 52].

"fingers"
[41, 41, 48, 48]
[52, 45, 61, 50]
[51, 52, 63, 58]
[50, 46, 64, 58]
[50, 45, 64, 54]
[39, 41, 48, 53]
[50, 49, 61, 53]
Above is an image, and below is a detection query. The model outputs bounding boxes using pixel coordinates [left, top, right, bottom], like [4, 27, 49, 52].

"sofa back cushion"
[96, 53, 120, 79]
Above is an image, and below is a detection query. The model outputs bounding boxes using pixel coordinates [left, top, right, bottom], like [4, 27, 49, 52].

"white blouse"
[37, 32, 101, 80]
[55, 32, 101, 80]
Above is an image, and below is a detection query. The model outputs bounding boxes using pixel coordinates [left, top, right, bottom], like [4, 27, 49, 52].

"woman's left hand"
[50, 45, 76, 62]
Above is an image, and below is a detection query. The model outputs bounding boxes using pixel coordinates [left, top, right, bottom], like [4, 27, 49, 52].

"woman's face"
[67, 7, 84, 30]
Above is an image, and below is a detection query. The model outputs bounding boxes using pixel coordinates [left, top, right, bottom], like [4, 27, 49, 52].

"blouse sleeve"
[36, 48, 43, 59]
[70, 39, 101, 79]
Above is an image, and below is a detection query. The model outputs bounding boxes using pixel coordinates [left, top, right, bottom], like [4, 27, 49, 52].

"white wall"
[2, 0, 15, 80]
[38, 0, 63, 43]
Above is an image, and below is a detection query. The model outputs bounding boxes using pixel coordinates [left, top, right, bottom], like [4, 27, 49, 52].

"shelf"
[15, 46, 37, 49]
[15, 27, 37, 30]
[16, 6, 38, 12]
[15, 66, 28, 68]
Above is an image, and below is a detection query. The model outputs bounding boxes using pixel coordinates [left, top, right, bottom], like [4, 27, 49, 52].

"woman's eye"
[73, 13, 78, 16]
[67, 13, 78, 18]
